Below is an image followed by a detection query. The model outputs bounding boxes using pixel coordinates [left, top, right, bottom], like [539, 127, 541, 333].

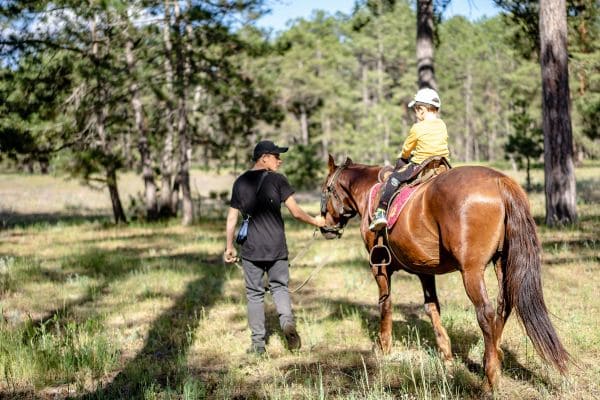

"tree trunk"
[322, 115, 331, 160]
[540, 0, 577, 225]
[300, 104, 309, 145]
[125, 30, 158, 220]
[160, 118, 176, 217]
[488, 84, 498, 162]
[107, 167, 127, 224]
[123, 128, 134, 169]
[175, 0, 193, 226]
[91, 16, 126, 225]
[171, 175, 180, 214]
[361, 57, 369, 109]
[39, 157, 49, 174]
[159, 0, 176, 218]
[416, 0, 437, 90]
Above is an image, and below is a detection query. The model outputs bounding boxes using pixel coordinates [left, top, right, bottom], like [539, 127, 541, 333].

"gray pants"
[242, 258, 295, 348]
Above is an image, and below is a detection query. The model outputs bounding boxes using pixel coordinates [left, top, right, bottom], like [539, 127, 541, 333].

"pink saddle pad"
[368, 183, 418, 229]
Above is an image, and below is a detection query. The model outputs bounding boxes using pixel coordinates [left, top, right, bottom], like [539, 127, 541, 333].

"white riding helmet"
[408, 88, 441, 110]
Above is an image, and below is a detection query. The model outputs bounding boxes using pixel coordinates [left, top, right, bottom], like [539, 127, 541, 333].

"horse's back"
[430, 165, 507, 192]
[394, 166, 508, 272]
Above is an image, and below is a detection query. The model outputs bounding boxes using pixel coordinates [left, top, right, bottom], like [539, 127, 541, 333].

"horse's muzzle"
[319, 225, 343, 240]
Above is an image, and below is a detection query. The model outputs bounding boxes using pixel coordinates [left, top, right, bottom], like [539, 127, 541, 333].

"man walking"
[224, 140, 325, 355]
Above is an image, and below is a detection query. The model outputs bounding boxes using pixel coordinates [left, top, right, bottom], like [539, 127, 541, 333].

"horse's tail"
[498, 176, 570, 374]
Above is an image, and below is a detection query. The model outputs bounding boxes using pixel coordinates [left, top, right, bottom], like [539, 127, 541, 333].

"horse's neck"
[346, 166, 380, 218]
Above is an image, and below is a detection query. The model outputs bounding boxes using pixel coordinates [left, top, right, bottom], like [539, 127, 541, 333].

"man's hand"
[223, 247, 238, 263]
[313, 215, 326, 228]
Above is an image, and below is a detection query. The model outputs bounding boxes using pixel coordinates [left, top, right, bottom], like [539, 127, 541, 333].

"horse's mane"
[344, 163, 381, 186]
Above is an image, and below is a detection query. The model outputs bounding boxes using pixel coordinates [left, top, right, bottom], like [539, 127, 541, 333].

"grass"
[0, 164, 598, 399]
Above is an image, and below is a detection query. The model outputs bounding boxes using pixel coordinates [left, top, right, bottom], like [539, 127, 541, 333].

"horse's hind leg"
[371, 264, 393, 354]
[417, 274, 453, 363]
[462, 267, 501, 392]
[493, 256, 511, 362]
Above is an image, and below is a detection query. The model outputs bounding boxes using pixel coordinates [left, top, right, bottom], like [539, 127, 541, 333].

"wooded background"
[1, 0, 598, 226]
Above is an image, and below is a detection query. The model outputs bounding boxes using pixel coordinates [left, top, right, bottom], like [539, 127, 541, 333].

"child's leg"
[377, 164, 416, 210]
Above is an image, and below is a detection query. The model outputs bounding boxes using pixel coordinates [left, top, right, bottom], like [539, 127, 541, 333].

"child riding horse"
[320, 155, 569, 393]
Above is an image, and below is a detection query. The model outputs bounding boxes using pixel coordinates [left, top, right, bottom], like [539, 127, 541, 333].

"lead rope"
[233, 229, 326, 293]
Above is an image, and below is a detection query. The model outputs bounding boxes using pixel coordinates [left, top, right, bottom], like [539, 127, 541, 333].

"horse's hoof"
[371, 343, 380, 355]
[377, 337, 392, 355]
[443, 358, 454, 371]
[440, 350, 453, 363]
[481, 381, 494, 399]
[443, 360, 455, 379]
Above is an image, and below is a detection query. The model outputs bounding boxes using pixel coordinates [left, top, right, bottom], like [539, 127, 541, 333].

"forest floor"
[0, 164, 598, 399]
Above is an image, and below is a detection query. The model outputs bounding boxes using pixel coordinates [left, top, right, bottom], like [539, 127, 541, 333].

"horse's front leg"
[417, 274, 453, 363]
[371, 264, 393, 354]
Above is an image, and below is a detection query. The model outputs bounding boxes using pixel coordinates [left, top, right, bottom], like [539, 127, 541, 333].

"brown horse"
[319, 155, 569, 391]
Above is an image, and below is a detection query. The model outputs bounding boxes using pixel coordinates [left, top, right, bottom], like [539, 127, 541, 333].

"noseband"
[320, 160, 355, 236]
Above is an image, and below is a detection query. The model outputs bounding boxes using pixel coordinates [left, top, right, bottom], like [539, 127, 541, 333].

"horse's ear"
[344, 157, 353, 166]
[328, 154, 336, 173]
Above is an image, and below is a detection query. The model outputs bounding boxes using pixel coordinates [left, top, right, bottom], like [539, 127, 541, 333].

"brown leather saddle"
[378, 156, 452, 186]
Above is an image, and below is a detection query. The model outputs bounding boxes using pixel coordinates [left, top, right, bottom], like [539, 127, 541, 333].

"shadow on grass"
[500, 347, 557, 388]
[318, 297, 480, 360]
[544, 255, 600, 266]
[76, 253, 226, 399]
[0, 243, 227, 399]
[534, 210, 600, 228]
[542, 238, 598, 252]
[541, 237, 599, 267]
[312, 293, 554, 396]
[0, 211, 110, 230]
[18, 248, 148, 331]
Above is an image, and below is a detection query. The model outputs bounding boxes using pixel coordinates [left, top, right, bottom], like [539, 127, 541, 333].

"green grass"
[0, 166, 599, 399]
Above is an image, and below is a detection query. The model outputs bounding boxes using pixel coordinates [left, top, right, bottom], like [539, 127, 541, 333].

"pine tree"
[540, 0, 577, 225]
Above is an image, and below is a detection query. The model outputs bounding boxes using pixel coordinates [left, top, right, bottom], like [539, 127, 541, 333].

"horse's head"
[319, 155, 358, 239]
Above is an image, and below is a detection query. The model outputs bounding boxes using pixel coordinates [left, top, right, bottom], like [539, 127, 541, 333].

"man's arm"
[284, 195, 326, 227]
[224, 207, 239, 263]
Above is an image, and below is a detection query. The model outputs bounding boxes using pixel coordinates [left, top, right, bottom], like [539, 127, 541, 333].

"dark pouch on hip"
[235, 171, 268, 246]
[235, 217, 249, 245]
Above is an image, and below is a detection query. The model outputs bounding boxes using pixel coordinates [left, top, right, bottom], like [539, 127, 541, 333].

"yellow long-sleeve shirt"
[398, 119, 449, 164]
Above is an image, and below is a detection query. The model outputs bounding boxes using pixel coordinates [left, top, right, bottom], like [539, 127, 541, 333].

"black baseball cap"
[252, 140, 288, 161]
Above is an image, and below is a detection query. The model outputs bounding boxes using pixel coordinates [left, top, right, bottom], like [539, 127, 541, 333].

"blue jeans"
[242, 258, 295, 348]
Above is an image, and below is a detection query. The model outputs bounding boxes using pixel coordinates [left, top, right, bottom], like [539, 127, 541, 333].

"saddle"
[378, 156, 452, 185]
[370, 156, 452, 229]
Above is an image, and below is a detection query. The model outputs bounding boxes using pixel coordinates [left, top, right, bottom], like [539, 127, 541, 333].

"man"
[224, 140, 326, 355]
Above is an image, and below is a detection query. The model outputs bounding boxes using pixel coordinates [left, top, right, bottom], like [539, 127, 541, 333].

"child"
[369, 88, 450, 231]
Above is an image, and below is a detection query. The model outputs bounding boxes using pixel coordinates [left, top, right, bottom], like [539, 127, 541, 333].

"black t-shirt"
[230, 169, 295, 261]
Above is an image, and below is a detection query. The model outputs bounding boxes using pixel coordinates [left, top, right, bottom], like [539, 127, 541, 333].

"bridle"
[320, 160, 356, 236]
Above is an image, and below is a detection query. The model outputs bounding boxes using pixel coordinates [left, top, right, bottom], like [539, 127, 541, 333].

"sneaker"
[246, 344, 266, 356]
[369, 208, 388, 231]
[283, 324, 301, 351]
